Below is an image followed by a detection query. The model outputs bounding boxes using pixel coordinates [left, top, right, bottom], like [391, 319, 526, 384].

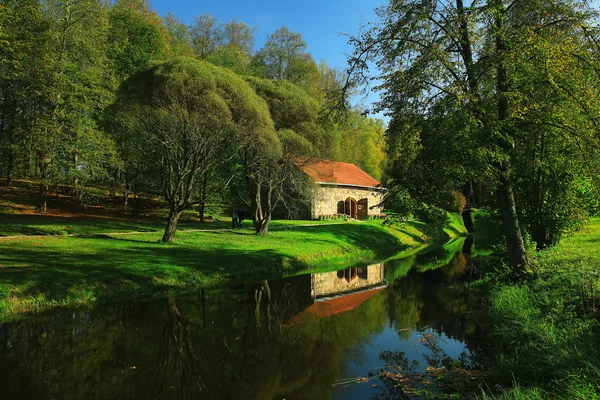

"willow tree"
[347, 0, 600, 273]
[114, 58, 275, 242]
[242, 77, 324, 233]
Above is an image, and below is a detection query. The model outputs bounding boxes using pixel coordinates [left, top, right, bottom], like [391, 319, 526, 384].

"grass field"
[480, 217, 600, 399]
[0, 203, 466, 321]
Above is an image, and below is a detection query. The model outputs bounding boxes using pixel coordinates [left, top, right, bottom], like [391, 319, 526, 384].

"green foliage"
[351, 0, 600, 262]
[413, 204, 447, 226]
[0, 2, 387, 230]
[244, 76, 322, 156]
[113, 57, 277, 239]
[252, 26, 321, 97]
[107, 0, 169, 81]
[574, 176, 600, 217]
[333, 111, 386, 180]
[381, 182, 418, 217]
[161, 12, 194, 57]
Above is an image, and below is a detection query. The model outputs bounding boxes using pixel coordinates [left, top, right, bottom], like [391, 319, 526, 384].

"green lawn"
[0, 212, 339, 237]
[0, 216, 466, 321]
[0, 182, 338, 237]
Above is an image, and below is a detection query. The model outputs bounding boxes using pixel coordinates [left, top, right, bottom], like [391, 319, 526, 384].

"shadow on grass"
[0, 212, 233, 237]
[396, 221, 428, 242]
[0, 213, 159, 236]
[277, 224, 412, 256]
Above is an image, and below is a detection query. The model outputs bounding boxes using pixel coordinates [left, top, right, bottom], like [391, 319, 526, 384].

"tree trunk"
[122, 181, 131, 210]
[198, 171, 207, 222]
[258, 214, 271, 235]
[497, 161, 529, 274]
[162, 207, 181, 243]
[494, 2, 529, 274]
[73, 151, 78, 186]
[37, 153, 49, 213]
[1, 96, 14, 187]
[250, 183, 263, 233]
[198, 201, 206, 223]
[38, 183, 48, 213]
[6, 142, 13, 187]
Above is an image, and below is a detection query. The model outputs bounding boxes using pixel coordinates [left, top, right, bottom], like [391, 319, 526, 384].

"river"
[0, 236, 488, 399]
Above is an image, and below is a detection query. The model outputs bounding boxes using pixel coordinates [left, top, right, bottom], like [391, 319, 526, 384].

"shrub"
[413, 203, 447, 225]
[442, 190, 467, 213]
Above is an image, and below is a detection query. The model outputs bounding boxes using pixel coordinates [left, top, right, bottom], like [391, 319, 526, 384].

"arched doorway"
[357, 198, 368, 220]
[344, 197, 357, 219]
[337, 200, 345, 215]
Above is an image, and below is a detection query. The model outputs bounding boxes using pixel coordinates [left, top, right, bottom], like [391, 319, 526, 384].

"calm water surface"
[0, 237, 486, 400]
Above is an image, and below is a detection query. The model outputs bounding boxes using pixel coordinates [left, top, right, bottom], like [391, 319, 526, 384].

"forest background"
[0, 0, 387, 240]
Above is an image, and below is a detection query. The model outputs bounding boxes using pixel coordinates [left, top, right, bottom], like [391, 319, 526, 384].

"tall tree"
[207, 20, 256, 75]
[108, 0, 169, 81]
[347, 0, 600, 273]
[114, 58, 275, 242]
[162, 12, 194, 57]
[107, 0, 170, 202]
[31, 0, 114, 211]
[189, 14, 222, 60]
[245, 76, 322, 154]
[253, 26, 321, 96]
[0, 0, 47, 187]
[222, 19, 255, 55]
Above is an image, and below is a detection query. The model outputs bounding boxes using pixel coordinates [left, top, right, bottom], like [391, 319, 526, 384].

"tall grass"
[479, 217, 600, 399]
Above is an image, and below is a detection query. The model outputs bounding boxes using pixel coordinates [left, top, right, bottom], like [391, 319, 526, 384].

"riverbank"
[0, 214, 467, 321]
[481, 217, 600, 399]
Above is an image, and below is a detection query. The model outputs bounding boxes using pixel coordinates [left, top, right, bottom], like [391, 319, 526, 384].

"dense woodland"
[0, 0, 385, 240]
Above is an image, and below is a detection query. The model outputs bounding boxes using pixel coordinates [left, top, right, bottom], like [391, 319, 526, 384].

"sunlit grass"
[0, 217, 467, 321]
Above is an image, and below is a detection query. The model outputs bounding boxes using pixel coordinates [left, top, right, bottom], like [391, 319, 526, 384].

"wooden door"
[357, 198, 368, 219]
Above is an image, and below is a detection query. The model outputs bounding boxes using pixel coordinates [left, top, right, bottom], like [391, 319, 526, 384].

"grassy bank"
[480, 217, 600, 399]
[0, 214, 467, 321]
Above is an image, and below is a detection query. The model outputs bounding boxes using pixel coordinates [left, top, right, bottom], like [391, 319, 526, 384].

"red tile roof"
[286, 286, 387, 326]
[296, 158, 381, 188]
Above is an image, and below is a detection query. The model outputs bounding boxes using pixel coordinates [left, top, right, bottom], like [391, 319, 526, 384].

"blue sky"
[150, 0, 384, 71]
[150, 0, 386, 114]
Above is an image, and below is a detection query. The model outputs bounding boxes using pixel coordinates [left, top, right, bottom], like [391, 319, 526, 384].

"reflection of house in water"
[311, 263, 385, 299]
[238, 264, 387, 326]
[288, 263, 387, 325]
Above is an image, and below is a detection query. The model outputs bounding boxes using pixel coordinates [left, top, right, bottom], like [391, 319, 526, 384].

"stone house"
[296, 159, 385, 220]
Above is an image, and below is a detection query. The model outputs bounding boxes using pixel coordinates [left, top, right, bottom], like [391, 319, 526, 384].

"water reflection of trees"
[0, 242, 485, 400]
[384, 240, 479, 343]
[0, 276, 389, 400]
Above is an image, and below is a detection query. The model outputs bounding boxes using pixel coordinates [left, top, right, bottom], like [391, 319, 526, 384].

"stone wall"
[312, 184, 384, 219]
[312, 263, 385, 298]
